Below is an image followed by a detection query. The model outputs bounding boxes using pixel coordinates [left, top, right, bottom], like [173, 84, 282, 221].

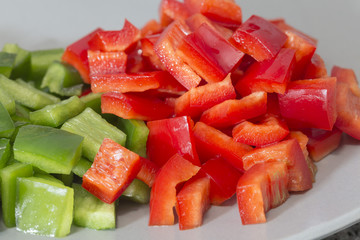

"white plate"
[0, 0, 360, 239]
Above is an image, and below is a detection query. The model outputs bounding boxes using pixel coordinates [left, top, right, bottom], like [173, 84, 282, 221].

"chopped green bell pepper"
[13, 125, 83, 174]
[2, 43, 31, 80]
[0, 138, 11, 169]
[15, 176, 73, 237]
[0, 87, 15, 115]
[0, 52, 16, 77]
[120, 178, 150, 204]
[72, 157, 92, 177]
[0, 102, 15, 138]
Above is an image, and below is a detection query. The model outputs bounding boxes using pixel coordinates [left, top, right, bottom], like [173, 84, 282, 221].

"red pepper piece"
[174, 75, 236, 118]
[185, 0, 242, 28]
[200, 91, 267, 129]
[304, 53, 328, 79]
[232, 114, 289, 147]
[82, 138, 141, 204]
[271, 19, 317, 80]
[177, 23, 244, 83]
[159, 0, 191, 27]
[101, 92, 173, 121]
[136, 157, 159, 187]
[62, 28, 103, 83]
[302, 127, 342, 162]
[331, 66, 360, 140]
[235, 48, 296, 96]
[140, 34, 164, 70]
[175, 177, 210, 230]
[237, 161, 289, 225]
[89, 19, 141, 52]
[141, 19, 163, 37]
[91, 71, 169, 93]
[146, 116, 200, 167]
[278, 77, 337, 131]
[149, 154, 200, 226]
[242, 139, 313, 192]
[193, 121, 252, 171]
[88, 50, 127, 76]
[199, 157, 242, 205]
[186, 13, 234, 40]
[230, 15, 287, 62]
[154, 19, 202, 90]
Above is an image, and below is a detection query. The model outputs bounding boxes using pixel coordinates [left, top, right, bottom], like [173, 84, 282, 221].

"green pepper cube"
[29, 96, 86, 127]
[80, 92, 102, 114]
[0, 75, 60, 110]
[117, 118, 149, 158]
[29, 48, 64, 86]
[13, 125, 83, 174]
[2, 43, 31, 80]
[33, 172, 64, 185]
[120, 178, 150, 204]
[0, 102, 15, 138]
[0, 52, 16, 77]
[72, 157, 92, 177]
[16, 176, 73, 237]
[0, 138, 11, 169]
[0, 163, 33, 227]
[0, 87, 15, 115]
[53, 172, 74, 187]
[61, 108, 126, 161]
[41, 61, 83, 97]
[73, 183, 115, 230]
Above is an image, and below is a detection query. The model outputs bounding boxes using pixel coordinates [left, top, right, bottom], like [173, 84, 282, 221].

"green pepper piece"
[0, 87, 15, 115]
[29, 48, 64, 86]
[29, 96, 86, 127]
[2, 43, 31, 80]
[41, 61, 83, 96]
[15, 176, 73, 237]
[120, 178, 151, 204]
[72, 157, 92, 177]
[11, 104, 31, 123]
[0, 52, 16, 77]
[0, 102, 15, 138]
[80, 92, 102, 113]
[61, 107, 126, 161]
[53, 172, 74, 187]
[33, 172, 64, 185]
[13, 125, 83, 174]
[0, 75, 60, 110]
[73, 183, 115, 230]
[0, 138, 11, 169]
[117, 118, 149, 158]
[0, 163, 33, 227]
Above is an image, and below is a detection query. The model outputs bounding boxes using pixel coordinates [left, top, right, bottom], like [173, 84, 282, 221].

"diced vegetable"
[0, 138, 11, 169]
[120, 178, 151, 204]
[72, 157, 92, 177]
[0, 52, 16, 77]
[0, 87, 15, 115]
[2, 43, 31, 80]
[0, 102, 15, 138]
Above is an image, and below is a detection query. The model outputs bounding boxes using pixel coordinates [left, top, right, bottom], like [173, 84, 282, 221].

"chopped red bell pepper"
[88, 19, 141, 52]
[146, 116, 200, 167]
[101, 92, 173, 121]
[237, 161, 289, 225]
[185, 0, 242, 28]
[232, 114, 289, 147]
[140, 34, 164, 70]
[87, 50, 127, 76]
[331, 66, 360, 140]
[154, 19, 202, 90]
[136, 157, 159, 187]
[141, 19, 162, 37]
[82, 138, 141, 204]
[302, 127, 342, 162]
[193, 121, 252, 171]
[159, 0, 191, 27]
[235, 48, 296, 96]
[175, 177, 210, 230]
[149, 154, 200, 226]
[304, 53, 328, 79]
[197, 157, 242, 205]
[91, 71, 171, 93]
[278, 77, 337, 130]
[200, 91, 267, 129]
[271, 18, 317, 80]
[242, 139, 313, 192]
[185, 13, 234, 40]
[230, 15, 287, 62]
[174, 74, 236, 118]
[62, 28, 103, 83]
[176, 23, 244, 83]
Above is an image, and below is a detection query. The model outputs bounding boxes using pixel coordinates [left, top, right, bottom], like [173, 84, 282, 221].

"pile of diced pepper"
[1, 0, 360, 237]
